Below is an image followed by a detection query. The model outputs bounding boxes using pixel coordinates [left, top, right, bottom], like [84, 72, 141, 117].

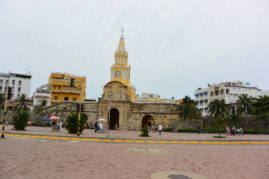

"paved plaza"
[4, 126, 269, 141]
[0, 126, 269, 179]
[1, 137, 269, 179]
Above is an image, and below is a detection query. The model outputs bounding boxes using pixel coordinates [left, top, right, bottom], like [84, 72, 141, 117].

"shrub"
[13, 110, 29, 130]
[139, 126, 150, 137]
[163, 128, 173, 132]
[66, 112, 87, 134]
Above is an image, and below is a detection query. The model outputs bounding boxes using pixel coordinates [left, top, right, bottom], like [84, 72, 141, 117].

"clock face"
[115, 71, 121, 77]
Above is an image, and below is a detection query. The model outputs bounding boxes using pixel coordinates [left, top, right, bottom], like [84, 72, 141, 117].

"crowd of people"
[51, 120, 63, 132]
[226, 126, 244, 136]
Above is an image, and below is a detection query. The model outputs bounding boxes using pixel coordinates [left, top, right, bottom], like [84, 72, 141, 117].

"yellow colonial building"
[49, 72, 86, 105]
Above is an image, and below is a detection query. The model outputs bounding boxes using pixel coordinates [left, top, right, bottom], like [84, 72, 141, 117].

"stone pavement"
[3, 126, 269, 145]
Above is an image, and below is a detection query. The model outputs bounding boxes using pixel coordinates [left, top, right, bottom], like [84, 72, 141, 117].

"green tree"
[139, 125, 150, 137]
[236, 94, 253, 127]
[206, 99, 230, 136]
[66, 112, 87, 134]
[253, 96, 269, 128]
[13, 94, 30, 130]
[178, 96, 201, 120]
[14, 94, 29, 112]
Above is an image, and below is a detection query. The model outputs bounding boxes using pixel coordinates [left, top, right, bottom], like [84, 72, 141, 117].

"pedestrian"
[198, 126, 201, 134]
[94, 121, 98, 133]
[158, 124, 163, 136]
[239, 127, 243, 136]
[59, 122, 63, 131]
[149, 122, 152, 133]
[52, 120, 56, 132]
[115, 123, 118, 130]
[99, 123, 103, 133]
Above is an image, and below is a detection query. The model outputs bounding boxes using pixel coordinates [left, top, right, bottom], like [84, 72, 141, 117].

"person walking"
[94, 121, 98, 133]
[52, 120, 56, 132]
[158, 124, 163, 136]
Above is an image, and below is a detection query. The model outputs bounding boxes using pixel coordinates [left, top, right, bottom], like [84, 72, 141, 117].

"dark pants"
[159, 130, 162, 136]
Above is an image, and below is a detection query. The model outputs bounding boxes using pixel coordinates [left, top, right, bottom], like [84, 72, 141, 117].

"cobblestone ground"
[0, 138, 269, 179]
[4, 126, 269, 141]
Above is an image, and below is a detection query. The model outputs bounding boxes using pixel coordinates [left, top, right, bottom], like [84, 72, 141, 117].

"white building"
[33, 83, 50, 106]
[0, 72, 31, 99]
[195, 81, 269, 116]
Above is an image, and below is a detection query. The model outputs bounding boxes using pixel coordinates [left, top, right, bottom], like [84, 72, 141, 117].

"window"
[215, 90, 219, 96]
[54, 86, 56, 90]
[58, 86, 61, 90]
[226, 89, 229, 94]
[18, 87, 21, 93]
[210, 91, 214, 96]
[19, 80, 21, 86]
[6, 80, 9, 84]
[73, 97, 77, 101]
[12, 80, 15, 85]
[17, 94, 20, 98]
[0, 80, 2, 85]
[118, 57, 121, 64]
[123, 57, 125, 63]
[63, 86, 66, 91]
[0, 86, 2, 91]
[12, 86, 14, 92]
[54, 96, 58, 100]
[220, 89, 224, 95]
[64, 97, 69, 101]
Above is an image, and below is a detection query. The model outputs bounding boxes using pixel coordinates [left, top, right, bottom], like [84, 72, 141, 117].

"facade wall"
[49, 72, 86, 105]
[0, 72, 31, 99]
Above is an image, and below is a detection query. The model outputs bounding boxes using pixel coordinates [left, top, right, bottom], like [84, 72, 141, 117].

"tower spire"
[117, 27, 126, 52]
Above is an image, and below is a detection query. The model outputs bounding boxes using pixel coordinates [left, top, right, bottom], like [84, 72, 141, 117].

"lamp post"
[107, 94, 112, 137]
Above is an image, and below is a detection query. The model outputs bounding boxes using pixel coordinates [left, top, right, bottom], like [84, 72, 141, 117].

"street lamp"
[107, 93, 112, 137]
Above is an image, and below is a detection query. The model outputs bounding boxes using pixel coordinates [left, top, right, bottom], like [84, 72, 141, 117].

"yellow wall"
[49, 73, 86, 105]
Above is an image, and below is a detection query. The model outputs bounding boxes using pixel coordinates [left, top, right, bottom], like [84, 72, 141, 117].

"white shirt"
[158, 125, 163, 131]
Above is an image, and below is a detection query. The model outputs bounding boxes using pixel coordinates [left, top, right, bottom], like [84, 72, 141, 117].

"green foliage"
[178, 96, 201, 120]
[13, 94, 30, 130]
[139, 126, 150, 137]
[253, 96, 269, 128]
[66, 112, 87, 134]
[206, 99, 230, 136]
[13, 110, 30, 130]
[213, 136, 226, 138]
[163, 128, 173, 132]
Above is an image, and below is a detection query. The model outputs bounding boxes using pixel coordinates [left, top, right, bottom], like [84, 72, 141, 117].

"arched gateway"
[109, 108, 119, 130]
[141, 115, 154, 129]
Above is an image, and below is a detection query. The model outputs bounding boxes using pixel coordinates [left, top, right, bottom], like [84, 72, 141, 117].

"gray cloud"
[0, 0, 268, 99]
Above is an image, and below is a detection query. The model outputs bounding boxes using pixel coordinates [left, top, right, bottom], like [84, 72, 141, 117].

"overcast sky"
[1, 0, 269, 99]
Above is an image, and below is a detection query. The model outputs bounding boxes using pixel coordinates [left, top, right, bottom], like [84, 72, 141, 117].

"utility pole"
[77, 86, 82, 136]
[107, 94, 112, 137]
[1, 83, 9, 138]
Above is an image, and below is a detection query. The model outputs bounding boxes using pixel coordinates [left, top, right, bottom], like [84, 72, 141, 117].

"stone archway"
[141, 115, 154, 129]
[109, 108, 119, 130]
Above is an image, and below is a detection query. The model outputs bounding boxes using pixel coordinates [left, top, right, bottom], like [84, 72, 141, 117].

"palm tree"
[206, 99, 230, 136]
[14, 94, 29, 112]
[13, 94, 30, 130]
[253, 95, 269, 128]
[236, 94, 253, 127]
[178, 96, 201, 120]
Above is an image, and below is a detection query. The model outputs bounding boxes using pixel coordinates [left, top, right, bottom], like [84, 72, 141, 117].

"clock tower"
[109, 29, 136, 102]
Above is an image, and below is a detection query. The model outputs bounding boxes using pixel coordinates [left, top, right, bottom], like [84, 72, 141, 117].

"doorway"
[109, 108, 119, 130]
